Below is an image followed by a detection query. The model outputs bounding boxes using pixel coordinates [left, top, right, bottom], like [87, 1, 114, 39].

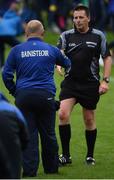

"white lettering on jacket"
[21, 50, 49, 58]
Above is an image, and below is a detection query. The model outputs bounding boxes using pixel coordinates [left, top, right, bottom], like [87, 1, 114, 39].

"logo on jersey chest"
[86, 41, 97, 48]
[68, 43, 76, 47]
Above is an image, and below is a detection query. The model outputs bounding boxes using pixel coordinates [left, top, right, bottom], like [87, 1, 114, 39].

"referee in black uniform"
[57, 4, 112, 165]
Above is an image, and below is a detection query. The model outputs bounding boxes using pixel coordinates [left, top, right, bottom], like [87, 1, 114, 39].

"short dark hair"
[73, 4, 90, 17]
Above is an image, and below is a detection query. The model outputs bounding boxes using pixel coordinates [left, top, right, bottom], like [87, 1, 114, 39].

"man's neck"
[77, 27, 89, 33]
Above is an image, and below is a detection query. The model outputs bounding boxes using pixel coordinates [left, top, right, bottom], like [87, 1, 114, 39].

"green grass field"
[0, 31, 114, 179]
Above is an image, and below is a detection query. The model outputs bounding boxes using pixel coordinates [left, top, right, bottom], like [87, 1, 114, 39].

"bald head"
[25, 20, 45, 39]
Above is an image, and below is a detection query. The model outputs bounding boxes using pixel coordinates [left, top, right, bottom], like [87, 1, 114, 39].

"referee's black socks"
[59, 124, 71, 157]
[85, 129, 97, 158]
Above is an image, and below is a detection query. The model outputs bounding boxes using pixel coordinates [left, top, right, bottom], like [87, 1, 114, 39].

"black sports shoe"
[59, 154, 72, 166]
[86, 157, 95, 165]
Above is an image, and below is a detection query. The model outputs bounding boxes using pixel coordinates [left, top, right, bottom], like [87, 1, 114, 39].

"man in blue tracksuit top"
[0, 92, 29, 179]
[2, 20, 71, 177]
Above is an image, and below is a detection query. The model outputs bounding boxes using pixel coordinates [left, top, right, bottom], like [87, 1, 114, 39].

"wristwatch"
[103, 77, 110, 83]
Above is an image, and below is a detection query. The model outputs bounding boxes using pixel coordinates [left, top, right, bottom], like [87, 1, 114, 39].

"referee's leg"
[58, 98, 75, 164]
[83, 108, 97, 164]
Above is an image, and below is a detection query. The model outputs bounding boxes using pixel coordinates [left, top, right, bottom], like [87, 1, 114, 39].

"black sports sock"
[59, 124, 71, 157]
[85, 129, 97, 158]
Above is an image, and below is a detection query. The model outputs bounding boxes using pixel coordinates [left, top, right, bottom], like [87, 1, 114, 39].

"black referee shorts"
[59, 77, 100, 110]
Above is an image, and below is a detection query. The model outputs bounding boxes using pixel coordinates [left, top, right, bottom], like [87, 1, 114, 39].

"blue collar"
[27, 37, 43, 42]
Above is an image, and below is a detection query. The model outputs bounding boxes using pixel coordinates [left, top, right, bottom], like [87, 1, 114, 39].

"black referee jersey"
[57, 27, 110, 82]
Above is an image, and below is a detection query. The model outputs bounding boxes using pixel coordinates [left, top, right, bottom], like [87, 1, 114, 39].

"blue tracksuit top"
[2, 37, 71, 96]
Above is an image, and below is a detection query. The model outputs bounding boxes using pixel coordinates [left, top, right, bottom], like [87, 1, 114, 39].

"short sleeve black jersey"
[57, 27, 110, 81]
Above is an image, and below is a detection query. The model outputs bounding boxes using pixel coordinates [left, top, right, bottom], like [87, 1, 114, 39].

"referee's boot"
[85, 157, 95, 165]
[59, 154, 72, 166]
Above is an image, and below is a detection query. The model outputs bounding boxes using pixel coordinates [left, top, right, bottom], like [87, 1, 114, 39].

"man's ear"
[25, 32, 28, 39]
[88, 16, 90, 23]
[41, 30, 45, 38]
[25, 29, 29, 38]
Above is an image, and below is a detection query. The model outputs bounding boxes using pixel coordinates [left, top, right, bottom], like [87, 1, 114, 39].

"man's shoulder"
[10, 42, 25, 51]
[42, 41, 58, 51]
[91, 28, 105, 37]
[47, 43, 60, 53]
[61, 29, 75, 37]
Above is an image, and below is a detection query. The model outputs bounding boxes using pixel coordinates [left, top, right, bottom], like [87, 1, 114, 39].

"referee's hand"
[99, 81, 109, 95]
[56, 65, 64, 76]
